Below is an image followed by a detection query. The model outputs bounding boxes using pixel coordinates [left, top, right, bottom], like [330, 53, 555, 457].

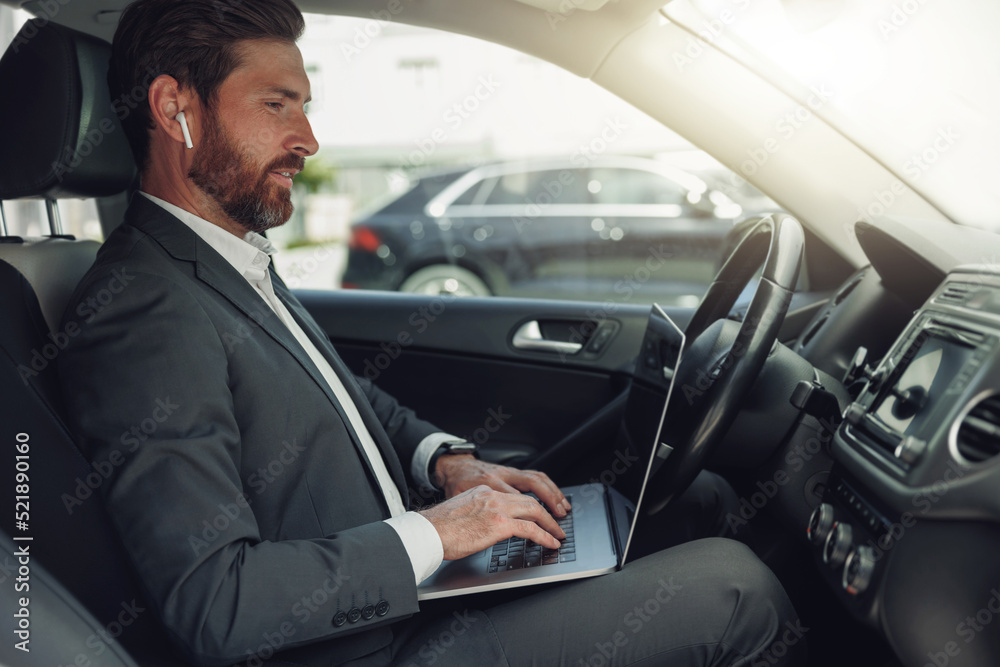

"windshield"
[662, 0, 1000, 233]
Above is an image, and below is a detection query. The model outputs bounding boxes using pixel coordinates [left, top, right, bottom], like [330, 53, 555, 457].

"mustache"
[264, 155, 306, 175]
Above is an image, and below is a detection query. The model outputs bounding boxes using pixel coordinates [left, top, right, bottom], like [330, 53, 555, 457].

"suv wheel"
[398, 265, 492, 297]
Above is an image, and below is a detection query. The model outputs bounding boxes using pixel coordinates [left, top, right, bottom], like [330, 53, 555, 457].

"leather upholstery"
[0, 19, 136, 199]
[0, 529, 139, 667]
[0, 19, 175, 666]
[0, 259, 175, 663]
[0, 238, 101, 332]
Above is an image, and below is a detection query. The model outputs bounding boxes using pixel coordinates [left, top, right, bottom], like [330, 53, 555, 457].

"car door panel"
[294, 285, 826, 478]
[294, 290, 678, 471]
[333, 344, 623, 459]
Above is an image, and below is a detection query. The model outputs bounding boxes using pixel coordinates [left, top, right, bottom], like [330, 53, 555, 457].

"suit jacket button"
[361, 604, 375, 620]
[375, 600, 390, 617]
[333, 612, 347, 627]
[347, 607, 362, 623]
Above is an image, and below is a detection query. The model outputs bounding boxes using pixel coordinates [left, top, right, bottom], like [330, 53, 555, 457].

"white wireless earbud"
[176, 111, 194, 149]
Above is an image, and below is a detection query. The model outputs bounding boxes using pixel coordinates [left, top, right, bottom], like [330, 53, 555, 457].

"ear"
[147, 74, 196, 149]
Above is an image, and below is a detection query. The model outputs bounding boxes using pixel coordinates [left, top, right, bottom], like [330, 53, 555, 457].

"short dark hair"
[109, 0, 305, 171]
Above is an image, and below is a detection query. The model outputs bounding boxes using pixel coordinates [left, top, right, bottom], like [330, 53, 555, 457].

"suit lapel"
[271, 274, 409, 496]
[127, 197, 405, 510]
[128, 197, 332, 400]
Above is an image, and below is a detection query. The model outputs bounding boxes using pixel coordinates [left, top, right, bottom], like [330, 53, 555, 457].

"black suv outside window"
[483, 169, 590, 207]
[589, 168, 687, 207]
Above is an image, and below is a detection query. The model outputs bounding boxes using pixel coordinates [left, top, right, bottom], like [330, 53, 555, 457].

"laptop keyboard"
[488, 495, 575, 573]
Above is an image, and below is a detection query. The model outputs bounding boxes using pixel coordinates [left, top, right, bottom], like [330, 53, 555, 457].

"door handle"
[512, 320, 582, 354]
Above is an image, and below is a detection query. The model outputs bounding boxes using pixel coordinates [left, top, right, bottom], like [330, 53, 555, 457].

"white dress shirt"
[140, 192, 452, 583]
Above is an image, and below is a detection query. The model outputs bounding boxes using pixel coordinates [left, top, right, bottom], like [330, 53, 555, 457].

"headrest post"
[0, 202, 7, 236]
[45, 198, 63, 236]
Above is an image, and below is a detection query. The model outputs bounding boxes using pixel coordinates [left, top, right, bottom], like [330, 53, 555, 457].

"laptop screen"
[604, 304, 686, 564]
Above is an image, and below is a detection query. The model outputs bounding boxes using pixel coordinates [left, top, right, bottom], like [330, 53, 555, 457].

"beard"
[188, 111, 305, 234]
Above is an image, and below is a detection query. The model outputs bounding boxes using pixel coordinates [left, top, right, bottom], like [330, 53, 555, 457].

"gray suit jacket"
[58, 195, 441, 666]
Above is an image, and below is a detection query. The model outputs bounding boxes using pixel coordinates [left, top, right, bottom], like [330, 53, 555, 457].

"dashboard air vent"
[955, 394, 1000, 464]
[832, 271, 864, 306]
[936, 283, 974, 307]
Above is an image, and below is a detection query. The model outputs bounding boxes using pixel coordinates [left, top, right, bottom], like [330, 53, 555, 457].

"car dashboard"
[806, 265, 1000, 665]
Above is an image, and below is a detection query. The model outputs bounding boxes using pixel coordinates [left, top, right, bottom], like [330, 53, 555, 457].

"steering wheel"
[644, 213, 804, 514]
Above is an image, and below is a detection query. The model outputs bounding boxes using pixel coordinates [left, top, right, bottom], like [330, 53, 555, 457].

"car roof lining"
[10, 0, 666, 78]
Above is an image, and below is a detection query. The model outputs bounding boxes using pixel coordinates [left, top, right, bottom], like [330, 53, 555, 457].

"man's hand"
[418, 485, 566, 560]
[434, 455, 571, 517]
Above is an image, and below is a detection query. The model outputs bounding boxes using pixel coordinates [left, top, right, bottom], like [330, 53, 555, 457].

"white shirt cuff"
[384, 511, 444, 585]
[411, 432, 466, 491]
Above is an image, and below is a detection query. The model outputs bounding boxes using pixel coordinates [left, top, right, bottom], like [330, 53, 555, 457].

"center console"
[805, 266, 1000, 641]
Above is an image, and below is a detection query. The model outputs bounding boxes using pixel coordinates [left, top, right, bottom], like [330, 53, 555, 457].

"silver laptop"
[418, 304, 686, 600]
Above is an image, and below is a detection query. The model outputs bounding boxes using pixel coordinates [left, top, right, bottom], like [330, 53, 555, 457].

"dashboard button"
[587, 327, 614, 353]
[823, 522, 853, 569]
[807, 504, 835, 546]
[842, 545, 876, 595]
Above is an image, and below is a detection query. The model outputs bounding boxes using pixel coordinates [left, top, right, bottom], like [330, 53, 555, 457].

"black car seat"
[0, 528, 139, 667]
[0, 18, 183, 665]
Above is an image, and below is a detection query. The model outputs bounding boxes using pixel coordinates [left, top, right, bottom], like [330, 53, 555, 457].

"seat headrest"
[0, 19, 136, 200]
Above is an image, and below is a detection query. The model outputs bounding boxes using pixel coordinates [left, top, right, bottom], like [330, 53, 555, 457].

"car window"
[2, 196, 104, 243]
[451, 179, 489, 206]
[0, 5, 27, 48]
[482, 169, 590, 207]
[588, 168, 687, 207]
[264, 14, 779, 305]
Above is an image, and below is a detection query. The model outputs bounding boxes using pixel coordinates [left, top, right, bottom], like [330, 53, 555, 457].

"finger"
[509, 518, 562, 550]
[511, 470, 570, 516]
[489, 479, 522, 496]
[507, 494, 565, 540]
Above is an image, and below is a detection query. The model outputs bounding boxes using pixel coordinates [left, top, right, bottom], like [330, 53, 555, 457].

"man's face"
[188, 40, 317, 234]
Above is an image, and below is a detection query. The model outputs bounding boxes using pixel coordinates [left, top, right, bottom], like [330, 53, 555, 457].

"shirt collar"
[140, 191, 277, 281]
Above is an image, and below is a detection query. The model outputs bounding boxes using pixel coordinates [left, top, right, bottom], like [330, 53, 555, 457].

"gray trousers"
[370, 472, 806, 667]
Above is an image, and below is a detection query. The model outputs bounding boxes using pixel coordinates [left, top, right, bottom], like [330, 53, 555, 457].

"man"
[57, 0, 805, 665]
